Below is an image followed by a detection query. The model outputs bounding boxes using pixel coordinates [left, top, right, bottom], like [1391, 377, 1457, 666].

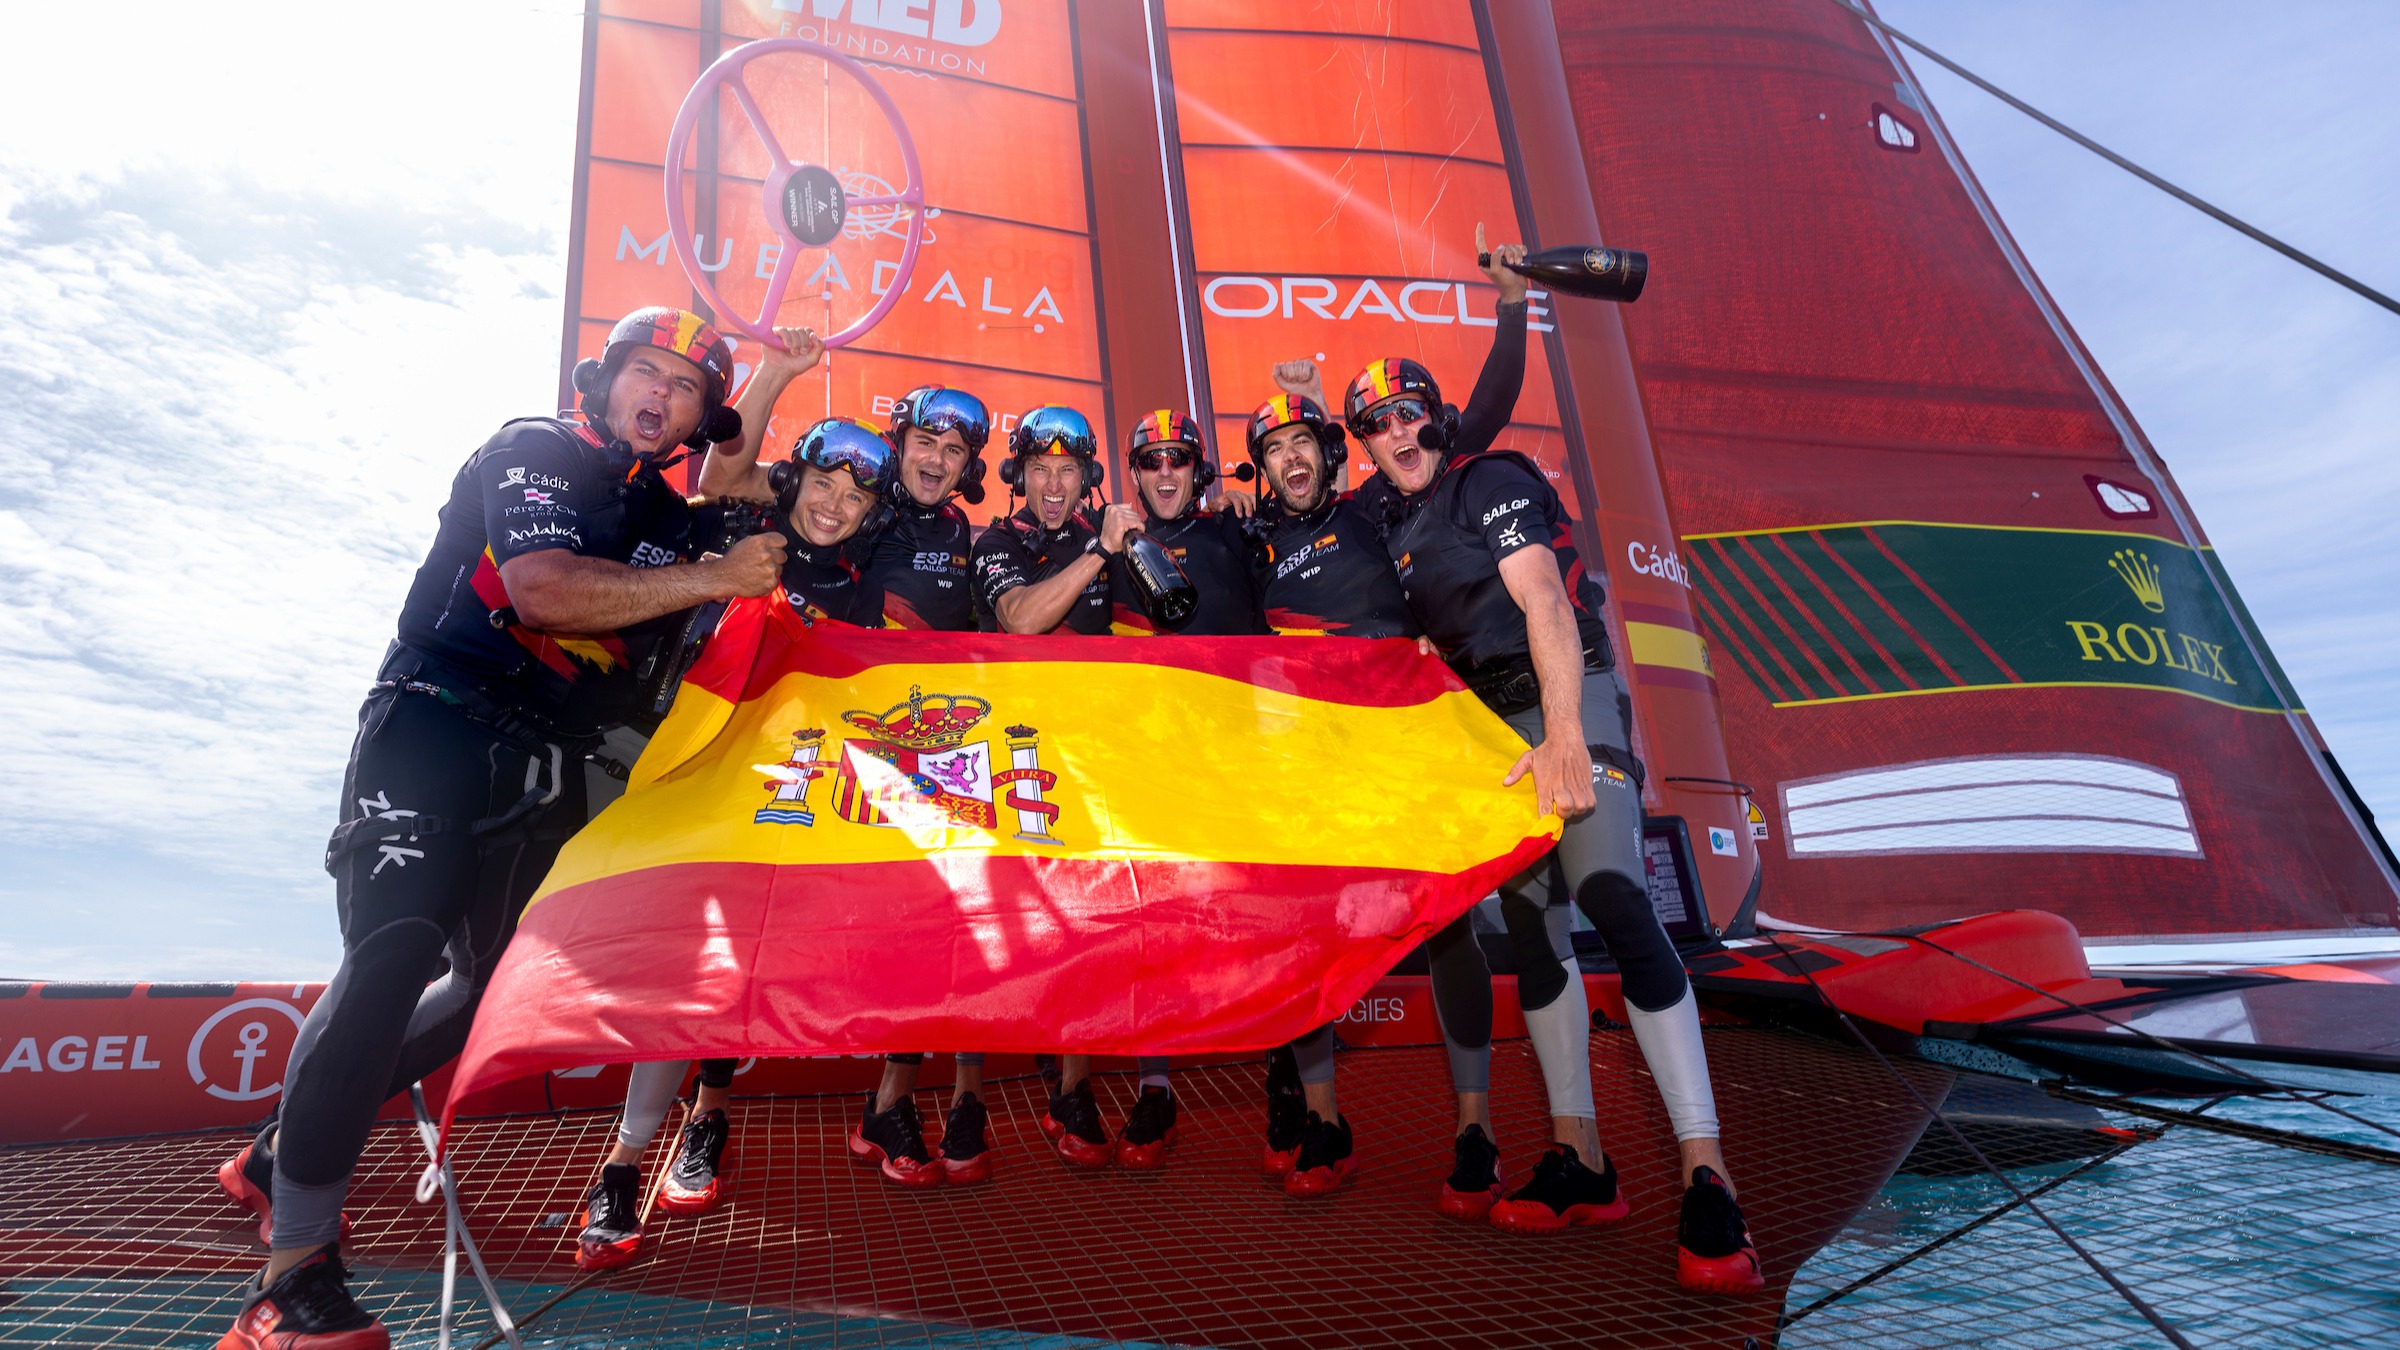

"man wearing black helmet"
[968, 405, 1165, 1171]
[573, 415, 901, 1271]
[1108, 410, 1265, 638]
[1349, 233, 1763, 1292]
[710, 339, 1003, 1189]
[213, 307, 784, 1350]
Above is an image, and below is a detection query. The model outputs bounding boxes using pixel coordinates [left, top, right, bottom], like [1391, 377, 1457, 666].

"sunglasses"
[1355, 399, 1431, 438]
[908, 388, 991, 448]
[1131, 444, 1202, 471]
[799, 422, 899, 493]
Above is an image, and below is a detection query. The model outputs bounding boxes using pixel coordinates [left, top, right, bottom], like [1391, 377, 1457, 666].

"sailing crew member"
[1108, 410, 1266, 636]
[1239, 380, 1503, 1202]
[1351, 233, 1764, 1292]
[969, 405, 1166, 1170]
[213, 307, 779, 1350]
[701, 340, 1003, 1189]
[573, 414, 903, 1270]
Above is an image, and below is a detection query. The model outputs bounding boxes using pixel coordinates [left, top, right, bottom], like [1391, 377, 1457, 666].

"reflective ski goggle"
[899, 387, 992, 451]
[1130, 444, 1202, 472]
[1355, 398, 1431, 438]
[795, 418, 900, 495]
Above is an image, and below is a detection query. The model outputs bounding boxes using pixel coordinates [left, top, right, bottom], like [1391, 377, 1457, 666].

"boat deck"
[1, 1029, 1938, 1348]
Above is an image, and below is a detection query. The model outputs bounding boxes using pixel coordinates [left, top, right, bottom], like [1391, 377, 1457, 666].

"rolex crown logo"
[843, 684, 993, 750]
[2108, 548, 2167, 614]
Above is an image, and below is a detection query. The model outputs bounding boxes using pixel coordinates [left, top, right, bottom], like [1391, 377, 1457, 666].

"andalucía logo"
[756, 686, 1063, 844]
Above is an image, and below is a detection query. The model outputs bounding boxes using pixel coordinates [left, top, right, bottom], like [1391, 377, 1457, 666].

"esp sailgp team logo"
[754, 685, 1063, 844]
[187, 998, 308, 1102]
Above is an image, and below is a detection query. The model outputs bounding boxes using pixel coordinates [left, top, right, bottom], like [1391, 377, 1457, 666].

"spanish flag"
[448, 596, 1558, 1105]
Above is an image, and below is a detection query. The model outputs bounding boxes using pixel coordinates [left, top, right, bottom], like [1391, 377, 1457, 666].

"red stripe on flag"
[447, 839, 1549, 1116]
[686, 598, 1474, 709]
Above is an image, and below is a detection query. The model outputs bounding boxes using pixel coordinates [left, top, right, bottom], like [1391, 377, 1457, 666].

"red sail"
[1545, 0, 2400, 936]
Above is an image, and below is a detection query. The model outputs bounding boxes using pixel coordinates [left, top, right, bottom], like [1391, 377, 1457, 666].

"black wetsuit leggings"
[272, 688, 582, 1248]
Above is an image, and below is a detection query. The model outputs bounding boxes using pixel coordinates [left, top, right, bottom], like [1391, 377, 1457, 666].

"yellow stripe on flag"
[542, 657, 1547, 905]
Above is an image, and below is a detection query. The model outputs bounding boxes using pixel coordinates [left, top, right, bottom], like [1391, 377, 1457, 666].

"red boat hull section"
[1547, 0, 2400, 936]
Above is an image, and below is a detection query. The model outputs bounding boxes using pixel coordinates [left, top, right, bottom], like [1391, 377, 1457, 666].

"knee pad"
[884, 1052, 925, 1066]
[696, 1058, 739, 1089]
[1499, 894, 1572, 1012]
[1575, 871, 1689, 1013]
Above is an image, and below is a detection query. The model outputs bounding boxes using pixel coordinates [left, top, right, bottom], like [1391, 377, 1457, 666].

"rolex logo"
[2108, 549, 2166, 614]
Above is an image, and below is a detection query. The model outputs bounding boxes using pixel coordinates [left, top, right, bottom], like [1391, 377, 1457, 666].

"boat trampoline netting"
[2, 1034, 2392, 1348]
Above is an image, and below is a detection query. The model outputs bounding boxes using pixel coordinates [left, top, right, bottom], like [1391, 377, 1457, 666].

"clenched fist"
[707, 530, 788, 598]
[1272, 358, 1327, 410]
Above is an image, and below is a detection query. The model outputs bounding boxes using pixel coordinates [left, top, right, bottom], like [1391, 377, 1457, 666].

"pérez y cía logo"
[2063, 548, 2236, 686]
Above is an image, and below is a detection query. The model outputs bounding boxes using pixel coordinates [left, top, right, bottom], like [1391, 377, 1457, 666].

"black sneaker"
[575, 1162, 643, 1271]
[220, 1243, 387, 1349]
[1261, 1049, 1306, 1174]
[938, 1092, 994, 1185]
[1677, 1166, 1764, 1293]
[658, 1107, 729, 1215]
[1436, 1123, 1505, 1219]
[1115, 1085, 1179, 1170]
[1283, 1112, 1358, 1197]
[848, 1092, 941, 1188]
[1489, 1143, 1629, 1234]
[1041, 1078, 1112, 1168]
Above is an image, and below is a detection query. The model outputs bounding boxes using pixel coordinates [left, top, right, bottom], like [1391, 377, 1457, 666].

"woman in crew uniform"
[968, 406, 1175, 1171]
[706, 340, 1005, 1189]
[574, 417, 905, 1272]
[1344, 234, 1764, 1293]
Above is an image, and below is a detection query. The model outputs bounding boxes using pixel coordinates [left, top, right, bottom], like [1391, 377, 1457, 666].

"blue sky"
[1, 2, 2393, 979]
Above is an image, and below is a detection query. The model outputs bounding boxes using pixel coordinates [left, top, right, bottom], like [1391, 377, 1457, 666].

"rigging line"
[2050, 1086, 2400, 1168]
[1893, 931, 2400, 1145]
[1760, 935, 2201, 1350]
[1778, 1131, 2153, 1329]
[470, 1100, 688, 1350]
[1827, 0, 2400, 317]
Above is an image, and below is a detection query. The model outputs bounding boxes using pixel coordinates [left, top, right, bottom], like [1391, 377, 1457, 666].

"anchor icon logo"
[186, 998, 307, 1103]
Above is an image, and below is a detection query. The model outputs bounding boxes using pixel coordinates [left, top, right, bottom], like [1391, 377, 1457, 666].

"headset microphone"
[1229, 463, 1257, 483]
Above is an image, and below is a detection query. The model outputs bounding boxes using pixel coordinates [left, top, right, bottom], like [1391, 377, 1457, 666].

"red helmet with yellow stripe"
[1342, 357, 1441, 437]
[1125, 408, 1216, 489]
[572, 306, 742, 449]
[1244, 393, 1348, 475]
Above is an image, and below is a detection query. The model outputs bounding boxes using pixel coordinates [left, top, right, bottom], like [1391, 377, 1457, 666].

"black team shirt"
[1254, 490, 1418, 640]
[1108, 506, 1266, 635]
[1387, 453, 1611, 677]
[394, 417, 692, 734]
[776, 523, 884, 628]
[866, 497, 975, 631]
[970, 508, 1112, 634]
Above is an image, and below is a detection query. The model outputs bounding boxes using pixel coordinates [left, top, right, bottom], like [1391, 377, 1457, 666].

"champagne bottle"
[1477, 244, 1648, 302]
[1121, 531, 1199, 631]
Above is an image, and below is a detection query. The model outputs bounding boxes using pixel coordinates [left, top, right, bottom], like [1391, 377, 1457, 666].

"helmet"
[1000, 405, 1105, 492]
[572, 307, 743, 449]
[888, 385, 992, 505]
[1342, 357, 1441, 437]
[770, 417, 899, 536]
[1125, 409, 1215, 489]
[1244, 394, 1348, 476]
